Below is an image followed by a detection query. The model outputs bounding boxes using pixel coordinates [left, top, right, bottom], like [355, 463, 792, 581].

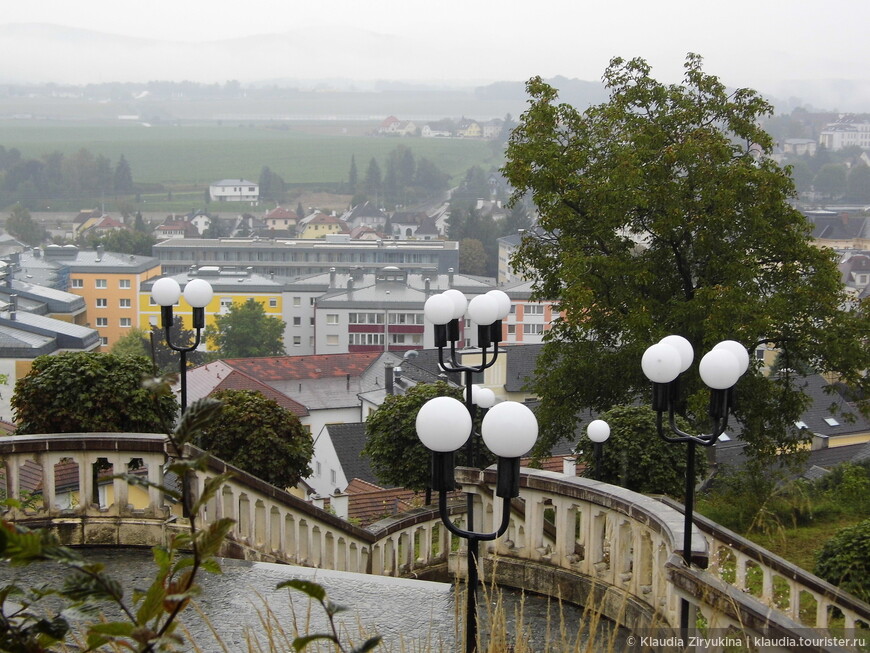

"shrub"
[815, 519, 870, 601]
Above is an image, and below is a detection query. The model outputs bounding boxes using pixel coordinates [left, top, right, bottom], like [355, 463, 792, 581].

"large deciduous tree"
[204, 298, 285, 358]
[12, 352, 178, 434]
[198, 389, 313, 489]
[502, 54, 870, 462]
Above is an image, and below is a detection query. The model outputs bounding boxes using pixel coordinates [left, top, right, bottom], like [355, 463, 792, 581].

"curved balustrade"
[2, 433, 868, 648]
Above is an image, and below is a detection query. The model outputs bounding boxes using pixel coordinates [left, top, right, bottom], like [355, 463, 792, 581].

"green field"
[0, 121, 502, 189]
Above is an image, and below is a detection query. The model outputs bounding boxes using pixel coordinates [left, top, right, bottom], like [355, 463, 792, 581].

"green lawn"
[0, 121, 501, 187]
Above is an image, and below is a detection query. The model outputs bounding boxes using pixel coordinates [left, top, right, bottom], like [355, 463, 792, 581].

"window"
[119, 279, 131, 289]
[95, 279, 107, 289]
[326, 314, 339, 325]
[71, 279, 83, 288]
[100, 337, 109, 346]
[293, 317, 301, 326]
[119, 298, 131, 308]
[120, 318, 132, 327]
[330, 469, 337, 484]
[507, 325, 516, 334]
[523, 324, 544, 335]
[269, 298, 278, 308]
[96, 317, 108, 327]
[293, 296, 301, 307]
[326, 334, 339, 346]
[96, 298, 108, 308]
[220, 297, 233, 311]
[525, 304, 545, 315]
[293, 336, 301, 346]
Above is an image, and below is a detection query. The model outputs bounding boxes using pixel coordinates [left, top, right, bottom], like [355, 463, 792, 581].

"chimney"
[448, 268, 454, 286]
[329, 267, 337, 288]
[8, 293, 17, 320]
[384, 361, 394, 395]
[424, 277, 431, 296]
[562, 456, 577, 477]
[95, 245, 104, 262]
[331, 490, 349, 520]
[347, 278, 354, 296]
[346, 373, 351, 391]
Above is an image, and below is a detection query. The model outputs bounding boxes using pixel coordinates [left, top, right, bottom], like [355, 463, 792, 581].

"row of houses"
[377, 115, 507, 140]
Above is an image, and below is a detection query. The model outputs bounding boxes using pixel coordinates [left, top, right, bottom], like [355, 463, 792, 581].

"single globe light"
[415, 396, 472, 452]
[476, 387, 496, 409]
[183, 278, 214, 308]
[442, 289, 468, 320]
[713, 340, 750, 377]
[424, 294, 454, 325]
[641, 343, 682, 384]
[659, 335, 694, 373]
[587, 419, 611, 443]
[467, 294, 499, 325]
[486, 289, 512, 320]
[151, 277, 181, 306]
[699, 349, 741, 390]
[481, 401, 538, 458]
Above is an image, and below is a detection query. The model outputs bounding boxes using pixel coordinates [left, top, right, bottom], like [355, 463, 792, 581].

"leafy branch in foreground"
[0, 377, 235, 652]
[277, 579, 381, 653]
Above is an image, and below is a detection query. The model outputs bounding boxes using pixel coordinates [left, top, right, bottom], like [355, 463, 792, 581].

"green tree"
[204, 298, 285, 358]
[113, 154, 134, 193]
[814, 163, 847, 199]
[364, 158, 382, 199]
[847, 163, 870, 203]
[348, 154, 359, 193]
[110, 326, 151, 360]
[12, 352, 178, 434]
[199, 389, 313, 488]
[459, 238, 488, 276]
[87, 228, 156, 256]
[502, 54, 870, 462]
[5, 203, 45, 246]
[576, 405, 700, 496]
[363, 381, 462, 492]
[815, 519, 870, 602]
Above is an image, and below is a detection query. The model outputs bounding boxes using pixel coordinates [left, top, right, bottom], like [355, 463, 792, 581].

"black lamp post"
[586, 419, 611, 481]
[641, 335, 749, 637]
[416, 397, 538, 653]
[421, 288, 513, 652]
[151, 277, 214, 413]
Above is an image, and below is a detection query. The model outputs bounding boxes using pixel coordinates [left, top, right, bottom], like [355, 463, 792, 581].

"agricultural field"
[0, 120, 502, 188]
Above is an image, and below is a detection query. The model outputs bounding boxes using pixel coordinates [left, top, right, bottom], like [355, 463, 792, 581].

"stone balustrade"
[2, 433, 868, 649]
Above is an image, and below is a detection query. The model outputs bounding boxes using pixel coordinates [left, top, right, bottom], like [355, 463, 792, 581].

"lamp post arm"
[653, 406, 728, 448]
[163, 326, 203, 354]
[437, 490, 511, 542]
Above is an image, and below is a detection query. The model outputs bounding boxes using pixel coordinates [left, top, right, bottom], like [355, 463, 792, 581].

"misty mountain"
[0, 23, 868, 113]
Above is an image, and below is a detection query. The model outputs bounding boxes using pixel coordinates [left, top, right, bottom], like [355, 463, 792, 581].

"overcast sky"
[1, 0, 868, 93]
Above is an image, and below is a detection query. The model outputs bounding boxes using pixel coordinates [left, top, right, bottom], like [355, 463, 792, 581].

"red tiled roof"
[347, 484, 420, 526]
[224, 352, 382, 382]
[266, 206, 298, 220]
[211, 369, 309, 417]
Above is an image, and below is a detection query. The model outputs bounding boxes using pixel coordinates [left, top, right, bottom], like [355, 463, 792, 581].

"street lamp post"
[586, 419, 611, 481]
[641, 335, 749, 636]
[421, 288, 512, 652]
[416, 397, 538, 653]
[151, 277, 214, 413]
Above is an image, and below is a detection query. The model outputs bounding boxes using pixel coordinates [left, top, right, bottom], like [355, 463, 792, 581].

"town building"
[153, 236, 460, 278]
[139, 266, 284, 349]
[12, 245, 162, 348]
[819, 116, 870, 151]
[208, 179, 259, 203]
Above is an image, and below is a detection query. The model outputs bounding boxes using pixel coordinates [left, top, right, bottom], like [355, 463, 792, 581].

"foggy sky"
[1, 0, 868, 108]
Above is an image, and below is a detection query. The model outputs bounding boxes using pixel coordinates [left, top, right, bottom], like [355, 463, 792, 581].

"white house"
[209, 179, 259, 204]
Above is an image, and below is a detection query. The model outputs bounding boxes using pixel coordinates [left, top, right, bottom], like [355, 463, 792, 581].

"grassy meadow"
[0, 120, 502, 193]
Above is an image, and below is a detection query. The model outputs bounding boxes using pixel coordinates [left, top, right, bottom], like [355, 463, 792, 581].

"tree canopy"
[198, 389, 313, 489]
[12, 352, 178, 434]
[502, 54, 870, 462]
[204, 298, 285, 358]
[363, 381, 463, 492]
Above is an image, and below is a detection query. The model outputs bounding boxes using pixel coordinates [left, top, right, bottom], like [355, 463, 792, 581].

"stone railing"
[3, 433, 868, 649]
[657, 497, 870, 631]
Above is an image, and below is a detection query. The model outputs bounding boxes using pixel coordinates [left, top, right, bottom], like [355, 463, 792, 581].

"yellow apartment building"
[139, 266, 285, 351]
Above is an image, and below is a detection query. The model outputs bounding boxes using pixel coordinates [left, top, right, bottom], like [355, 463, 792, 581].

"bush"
[815, 519, 870, 601]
